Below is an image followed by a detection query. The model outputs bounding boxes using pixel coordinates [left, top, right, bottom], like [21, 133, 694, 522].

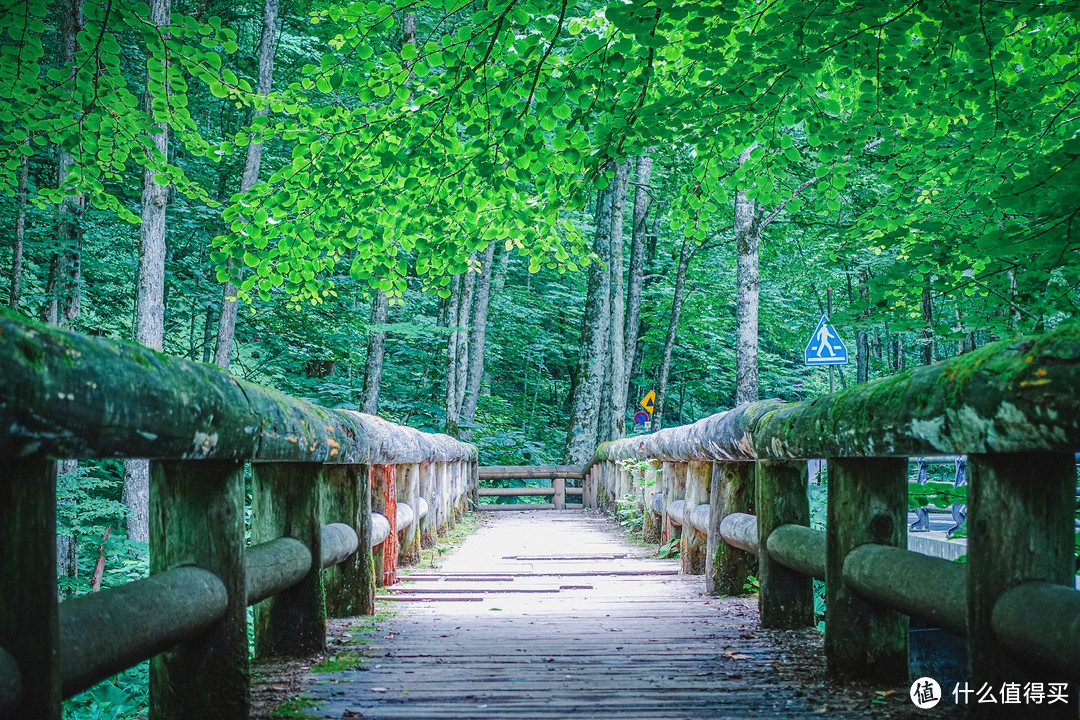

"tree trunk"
[56, 458, 78, 584]
[47, 0, 84, 329]
[563, 178, 615, 463]
[454, 255, 476, 416]
[1006, 269, 1020, 332]
[9, 148, 28, 311]
[624, 152, 653, 381]
[602, 162, 630, 442]
[361, 290, 388, 414]
[444, 275, 462, 435]
[52, 0, 84, 582]
[460, 243, 496, 441]
[124, 0, 171, 544]
[201, 299, 215, 363]
[654, 236, 691, 431]
[920, 284, 934, 365]
[856, 269, 870, 383]
[734, 147, 761, 405]
[213, 0, 279, 370]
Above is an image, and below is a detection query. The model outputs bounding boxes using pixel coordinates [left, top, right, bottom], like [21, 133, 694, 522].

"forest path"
[295, 510, 925, 719]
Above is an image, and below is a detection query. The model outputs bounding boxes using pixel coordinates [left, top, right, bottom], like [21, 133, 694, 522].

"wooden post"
[660, 462, 686, 544]
[602, 461, 615, 509]
[707, 461, 754, 595]
[583, 465, 597, 509]
[251, 463, 326, 657]
[434, 461, 448, 535]
[419, 462, 436, 547]
[469, 459, 479, 511]
[967, 452, 1077, 718]
[616, 463, 629, 499]
[0, 459, 60, 720]
[825, 457, 908, 681]
[320, 465, 373, 617]
[643, 460, 662, 544]
[755, 460, 813, 629]
[150, 460, 247, 720]
[371, 464, 398, 586]
[552, 477, 566, 509]
[454, 461, 466, 519]
[680, 461, 709, 574]
[398, 463, 421, 564]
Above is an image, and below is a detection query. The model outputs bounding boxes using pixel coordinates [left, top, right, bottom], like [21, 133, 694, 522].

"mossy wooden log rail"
[592, 323, 1080, 718]
[0, 310, 476, 720]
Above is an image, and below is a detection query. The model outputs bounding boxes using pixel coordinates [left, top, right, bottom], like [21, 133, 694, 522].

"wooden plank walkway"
[277, 511, 934, 719]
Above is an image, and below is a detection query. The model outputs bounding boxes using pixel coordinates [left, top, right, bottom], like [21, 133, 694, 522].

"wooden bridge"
[1, 308, 1079, 719]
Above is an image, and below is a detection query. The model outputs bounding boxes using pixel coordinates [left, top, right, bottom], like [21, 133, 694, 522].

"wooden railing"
[0, 310, 476, 720]
[477, 465, 592, 509]
[589, 324, 1080, 716]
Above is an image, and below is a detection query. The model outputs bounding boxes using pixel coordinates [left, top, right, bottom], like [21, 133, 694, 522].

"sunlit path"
[296, 511, 924, 720]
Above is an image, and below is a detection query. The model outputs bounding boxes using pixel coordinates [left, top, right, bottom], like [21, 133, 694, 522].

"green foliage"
[614, 493, 644, 537]
[658, 537, 680, 559]
[908, 481, 967, 511]
[63, 664, 148, 720]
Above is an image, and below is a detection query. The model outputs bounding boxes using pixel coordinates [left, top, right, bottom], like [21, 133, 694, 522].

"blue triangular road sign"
[804, 315, 849, 365]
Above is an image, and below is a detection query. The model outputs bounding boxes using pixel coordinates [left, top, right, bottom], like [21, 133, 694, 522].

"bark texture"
[213, 0, 278, 370]
[624, 152, 653, 385]
[47, 0, 84, 328]
[460, 243, 496, 441]
[602, 162, 630, 442]
[563, 175, 615, 463]
[444, 274, 463, 435]
[734, 147, 761, 405]
[125, 0, 171, 545]
[856, 270, 870, 383]
[361, 290, 388, 414]
[920, 283, 934, 366]
[9, 149, 28, 311]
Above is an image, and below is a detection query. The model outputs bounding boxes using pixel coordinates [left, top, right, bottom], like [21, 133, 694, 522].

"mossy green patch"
[271, 694, 320, 718]
[312, 651, 365, 673]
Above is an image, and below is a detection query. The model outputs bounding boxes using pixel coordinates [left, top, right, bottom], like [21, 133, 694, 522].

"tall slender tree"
[46, 0, 85, 329]
[623, 152, 653, 385]
[52, 0, 86, 583]
[600, 162, 630, 442]
[123, 0, 172, 544]
[213, 0, 279, 370]
[564, 167, 621, 463]
[460, 243, 496, 441]
[9, 148, 27, 311]
[361, 290, 388, 414]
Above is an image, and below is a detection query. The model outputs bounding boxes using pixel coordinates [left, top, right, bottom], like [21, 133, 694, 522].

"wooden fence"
[0, 309, 476, 720]
[588, 323, 1080, 718]
[477, 465, 589, 509]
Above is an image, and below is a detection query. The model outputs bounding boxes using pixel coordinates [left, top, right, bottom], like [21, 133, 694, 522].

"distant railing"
[0, 309, 476, 720]
[477, 465, 590, 509]
[588, 324, 1080, 714]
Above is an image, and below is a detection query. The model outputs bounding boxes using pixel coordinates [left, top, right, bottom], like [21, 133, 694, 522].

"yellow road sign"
[640, 391, 656, 414]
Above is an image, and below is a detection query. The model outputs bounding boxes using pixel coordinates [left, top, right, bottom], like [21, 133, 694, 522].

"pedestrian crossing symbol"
[804, 315, 849, 365]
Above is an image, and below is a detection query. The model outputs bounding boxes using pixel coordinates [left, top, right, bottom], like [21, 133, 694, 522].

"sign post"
[804, 290, 848, 393]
